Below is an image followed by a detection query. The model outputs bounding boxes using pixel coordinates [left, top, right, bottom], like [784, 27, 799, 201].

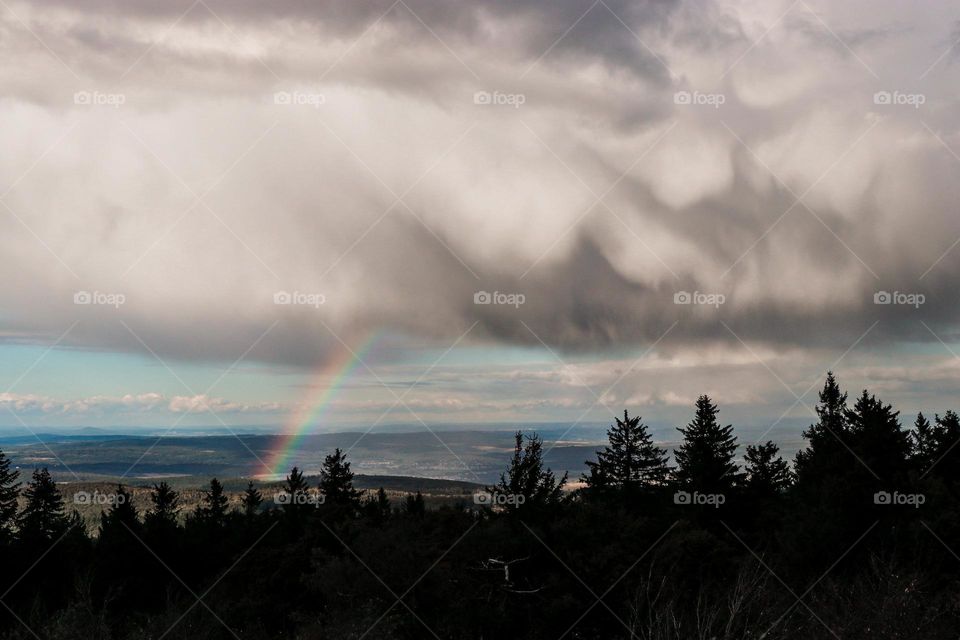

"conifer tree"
[285, 466, 308, 496]
[794, 371, 856, 499]
[319, 448, 362, 508]
[744, 441, 792, 496]
[145, 481, 180, 529]
[930, 411, 960, 482]
[910, 412, 936, 472]
[583, 410, 669, 491]
[196, 478, 229, 525]
[495, 431, 566, 512]
[17, 467, 69, 540]
[364, 487, 391, 523]
[374, 486, 389, 514]
[845, 390, 910, 482]
[99, 485, 139, 537]
[0, 449, 21, 540]
[674, 396, 741, 493]
[404, 491, 425, 517]
[794, 372, 850, 488]
[282, 466, 310, 516]
[241, 481, 263, 517]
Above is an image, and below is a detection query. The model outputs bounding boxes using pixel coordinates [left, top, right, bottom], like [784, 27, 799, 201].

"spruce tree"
[196, 478, 229, 526]
[282, 466, 310, 516]
[145, 481, 180, 529]
[99, 485, 140, 537]
[374, 486, 389, 514]
[404, 491, 425, 517]
[364, 487, 391, 523]
[319, 448, 362, 508]
[583, 410, 669, 491]
[495, 431, 566, 512]
[241, 481, 263, 517]
[794, 372, 850, 489]
[0, 449, 21, 540]
[910, 412, 936, 472]
[674, 395, 741, 493]
[17, 467, 69, 540]
[744, 441, 792, 496]
[845, 390, 910, 482]
[930, 411, 960, 482]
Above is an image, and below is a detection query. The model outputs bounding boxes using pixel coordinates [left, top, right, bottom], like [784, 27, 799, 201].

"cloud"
[0, 392, 284, 416]
[0, 0, 959, 374]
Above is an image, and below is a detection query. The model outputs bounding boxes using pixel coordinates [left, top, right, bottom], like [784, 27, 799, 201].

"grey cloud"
[1, 0, 960, 372]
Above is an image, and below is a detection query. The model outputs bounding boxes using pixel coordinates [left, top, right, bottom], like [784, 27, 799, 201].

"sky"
[1, 0, 960, 441]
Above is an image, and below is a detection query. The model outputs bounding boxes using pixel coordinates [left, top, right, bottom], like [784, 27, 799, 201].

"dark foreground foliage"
[0, 372, 958, 639]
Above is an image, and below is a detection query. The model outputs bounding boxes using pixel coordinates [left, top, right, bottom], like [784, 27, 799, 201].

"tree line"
[0, 371, 958, 638]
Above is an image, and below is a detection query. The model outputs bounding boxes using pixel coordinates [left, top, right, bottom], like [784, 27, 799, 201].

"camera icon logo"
[873, 291, 891, 304]
[473, 491, 493, 505]
[673, 291, 691, 304]
[673, 491, 691, 505]
[474, 291, 492, 305]
[473, 91, 492, 105]
[74, 291, 92, 305]
[274, 291, 292, 305]
[673, 91, 692, 105]
[873, 91, 892, 105]
[73, 91, 92, 105]
[274, 91, 292, 105]
[873, 491, 891, 505]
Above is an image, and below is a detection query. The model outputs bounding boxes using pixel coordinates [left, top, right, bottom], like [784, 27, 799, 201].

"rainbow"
[263, 331, 381, 477]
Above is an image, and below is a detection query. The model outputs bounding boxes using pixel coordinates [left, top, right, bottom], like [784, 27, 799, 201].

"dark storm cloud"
[1, 0, 960, 369]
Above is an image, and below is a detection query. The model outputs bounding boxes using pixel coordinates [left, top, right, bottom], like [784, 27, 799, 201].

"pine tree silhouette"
[744, 441, 792, 496]
[320, 448, 362, 508]
[584, 410, 669, 492]
[364, 487, 391, 523]
[674, 395, 741, 493]
[910, 412, 936, 472]
[0, 448, 21, 541]
[196, 478, 229, 525]
[282, 466, 310, 517]
[845, 389, 910, 482]
[495, 431, 566, 512]
[404, 490, 425, 517]
[17, 467, 69, 540]
[930, 410, 960, 483]
[795, 372, 849, 488]
[99, 485, 139, 537]
[285, 466, 308, 495]
[242, 481, 263, 517]
[145, 481, 180, 529]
